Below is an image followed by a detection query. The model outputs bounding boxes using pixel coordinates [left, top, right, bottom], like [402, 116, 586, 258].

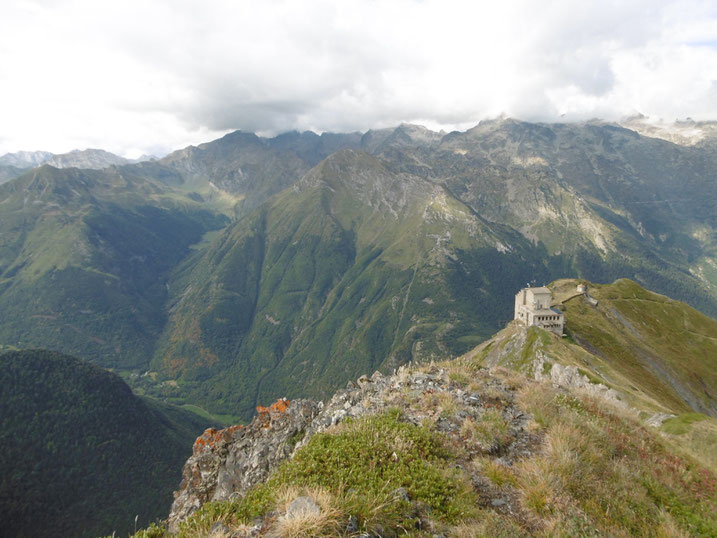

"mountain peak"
[0, 150, 54, 168]
[43, 148, 132, 170]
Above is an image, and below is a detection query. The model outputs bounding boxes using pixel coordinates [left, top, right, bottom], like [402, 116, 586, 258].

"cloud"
[1, 0, 717, 156]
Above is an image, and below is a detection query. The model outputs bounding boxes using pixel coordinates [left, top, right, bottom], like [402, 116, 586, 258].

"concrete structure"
[514, 286, 564, 335]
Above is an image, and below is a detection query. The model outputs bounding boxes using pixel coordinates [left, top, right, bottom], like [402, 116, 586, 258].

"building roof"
[530, 308, 562, 316]
[527, 286, 551, 294]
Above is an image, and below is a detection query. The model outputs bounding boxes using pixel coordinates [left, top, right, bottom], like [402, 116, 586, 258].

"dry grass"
[461, 409, 510, 450]
[660, 415, 717, 475]
[515, 458, 556, 517]
[273, 486, 341, 538]
[543, 423, 580, 478]
[472, 456, 518, 488]
[229, 525, 264, 538]
[436, 391, 458, 417]
[480, 385, 509, 404]
[446, 365, 471, 387]
[491, 366, 529, 390]
[655, 509, 691, 538]
[513, 381, 717, 536]
[450, 512, 531, 537]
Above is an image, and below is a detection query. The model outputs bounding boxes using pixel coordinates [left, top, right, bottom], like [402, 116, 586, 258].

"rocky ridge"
[472, 321, 625, 408]
[168, 363, 541, 534]
[162, 277, 717, 537]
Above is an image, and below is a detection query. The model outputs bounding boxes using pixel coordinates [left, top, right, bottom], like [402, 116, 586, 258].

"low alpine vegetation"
[130, 357, 717, 537]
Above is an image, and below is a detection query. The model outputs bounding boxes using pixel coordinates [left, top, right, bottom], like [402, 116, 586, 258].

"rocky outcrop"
[167, 398, 321, 532]
[532, 352, 625, 407]
[168, 365, 541, 531]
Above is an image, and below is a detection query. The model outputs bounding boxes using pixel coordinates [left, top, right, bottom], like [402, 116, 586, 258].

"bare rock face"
[531, 351, 626, 408]
[167, 398, 321, 532]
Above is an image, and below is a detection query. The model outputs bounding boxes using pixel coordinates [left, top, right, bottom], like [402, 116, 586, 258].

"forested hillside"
[0, 350, 211, 538]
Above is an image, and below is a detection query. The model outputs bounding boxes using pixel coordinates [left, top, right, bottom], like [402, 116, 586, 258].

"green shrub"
[181, 410, 479, 536]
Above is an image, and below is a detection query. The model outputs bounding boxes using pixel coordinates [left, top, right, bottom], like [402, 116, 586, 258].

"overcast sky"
[2, 0, 717, 157]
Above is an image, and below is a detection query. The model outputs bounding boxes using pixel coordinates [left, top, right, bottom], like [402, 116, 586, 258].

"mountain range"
[2, 119, 717, 423]
[3, 117, 717, 536]
[0, 149, 155, 184]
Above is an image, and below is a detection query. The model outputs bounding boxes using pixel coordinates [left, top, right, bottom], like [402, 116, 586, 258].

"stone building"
[514, 286, 564, 335]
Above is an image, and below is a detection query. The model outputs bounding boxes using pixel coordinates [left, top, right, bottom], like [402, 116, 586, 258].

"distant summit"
[0, 148, 154, 183]
[618, 115, 717, 146]
[44, 148, 150, 169]
[0, 150, 53, 168]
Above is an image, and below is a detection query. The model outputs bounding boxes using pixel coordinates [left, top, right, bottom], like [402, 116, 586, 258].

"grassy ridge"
[469, 278, 717, 419]
[133, 364, 717, 537]
[561, 279, 717, 416]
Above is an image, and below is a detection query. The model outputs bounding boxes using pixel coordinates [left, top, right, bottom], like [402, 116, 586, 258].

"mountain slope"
[3, 121, 717, 425]
[0, 166, 227, 369]
[154, 150, 572, 418]
[373, 119, 717, 315]
[151, 150, 568, 419]
[0, 349, 212, 538]
[44, 148, 133, 169]
[149, 123, 717, 420]
[0, 164, 26, 184]
[158, 130, 361, 216]
[0, 150, 53, 168]
[0, 151, 54, 183]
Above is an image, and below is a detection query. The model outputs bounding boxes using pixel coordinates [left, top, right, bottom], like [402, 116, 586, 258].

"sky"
[1, 0, 717, 158]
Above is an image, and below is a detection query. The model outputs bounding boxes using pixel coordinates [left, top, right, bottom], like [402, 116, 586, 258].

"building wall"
[526, 289, 551, 310]
[514, 287, 564, 335]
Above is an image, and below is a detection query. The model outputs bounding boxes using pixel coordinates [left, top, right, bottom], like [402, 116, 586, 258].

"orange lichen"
[256, 398, 290, 415]
[193, 424, 244, 453]
[255, 398, 291, 428]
